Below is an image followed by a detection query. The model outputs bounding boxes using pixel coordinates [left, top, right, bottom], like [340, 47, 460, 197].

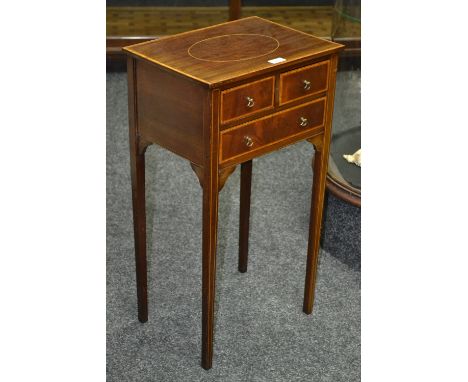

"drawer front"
[279, 60, 329, 105]
[221, 76, 274, 123]
[220, 97, 326, 163]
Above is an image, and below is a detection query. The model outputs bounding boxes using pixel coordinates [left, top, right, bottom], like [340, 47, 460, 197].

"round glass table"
[327, 125, 360, 206]
[324, 0, 361, 207]
[327, 66, 361, 207]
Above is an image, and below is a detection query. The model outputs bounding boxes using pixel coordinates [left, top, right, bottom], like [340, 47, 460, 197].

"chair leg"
[238, 160, 252, 273]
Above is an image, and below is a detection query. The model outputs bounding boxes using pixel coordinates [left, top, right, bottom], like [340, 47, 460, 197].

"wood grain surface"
[220, 97, 326, 165]
[221, 76, 275, 124]
[125, 17, 344, 370]
[136, 60, 207, 165]
[124, 16, 342, 87]
[279, 60, 330, 105]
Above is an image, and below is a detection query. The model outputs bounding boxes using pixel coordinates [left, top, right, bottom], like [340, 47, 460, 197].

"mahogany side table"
[123, 16, 343, 369]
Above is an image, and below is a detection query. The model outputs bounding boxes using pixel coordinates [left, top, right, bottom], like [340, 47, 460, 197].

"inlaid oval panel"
[188, 34, 279, 63]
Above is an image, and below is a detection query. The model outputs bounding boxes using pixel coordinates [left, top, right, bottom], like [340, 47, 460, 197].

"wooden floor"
[107, 6, 360, 39]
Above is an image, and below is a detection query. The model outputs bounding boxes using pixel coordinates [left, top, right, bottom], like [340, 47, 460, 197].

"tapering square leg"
[238, 160, 252, 273]
[128, 57, 148, 323]
[303, 144, 328, 315]
[129, 144, 148, 323]
[201, 169, 219, 370]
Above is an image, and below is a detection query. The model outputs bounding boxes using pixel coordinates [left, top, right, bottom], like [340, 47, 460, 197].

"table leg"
[303, 141, 328, 315]
[128, 57, 149, 323]
[238, 160, 252, 273]
[201, 168, 219, 370]
[129, 142, 148, 323]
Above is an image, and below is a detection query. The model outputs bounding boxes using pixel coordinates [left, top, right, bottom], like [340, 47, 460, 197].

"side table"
[124, 16, 343, 369]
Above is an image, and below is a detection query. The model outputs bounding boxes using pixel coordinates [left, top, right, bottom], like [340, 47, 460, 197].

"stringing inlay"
[188, 34, 279, 63]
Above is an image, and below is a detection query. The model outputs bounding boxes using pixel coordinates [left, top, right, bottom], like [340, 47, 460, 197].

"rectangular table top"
[124, 16, 342, 87]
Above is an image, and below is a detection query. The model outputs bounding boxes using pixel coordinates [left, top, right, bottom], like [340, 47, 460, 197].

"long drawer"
[220, 97, 326, 164]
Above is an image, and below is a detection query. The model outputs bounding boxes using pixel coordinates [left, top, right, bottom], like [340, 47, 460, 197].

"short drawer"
[279, 60, 329, 105]
[221, 76, 274, 123]
[220, 97, 326, 163]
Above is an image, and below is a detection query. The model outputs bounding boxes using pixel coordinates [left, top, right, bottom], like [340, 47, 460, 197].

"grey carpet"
[107, 71, 360, 381]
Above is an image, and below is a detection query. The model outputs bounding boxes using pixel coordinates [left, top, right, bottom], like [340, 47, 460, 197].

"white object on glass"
[343, 148, 361, 167]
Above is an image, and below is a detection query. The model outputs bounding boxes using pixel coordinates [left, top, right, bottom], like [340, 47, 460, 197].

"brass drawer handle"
[246, 96, 255, 108]
[244, 136, 254, 147]
[299, 117, 308, 127]
[303, 80, 311, 90]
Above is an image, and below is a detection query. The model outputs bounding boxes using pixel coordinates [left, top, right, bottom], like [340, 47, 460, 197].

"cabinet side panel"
[136, 60, 206, 165]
